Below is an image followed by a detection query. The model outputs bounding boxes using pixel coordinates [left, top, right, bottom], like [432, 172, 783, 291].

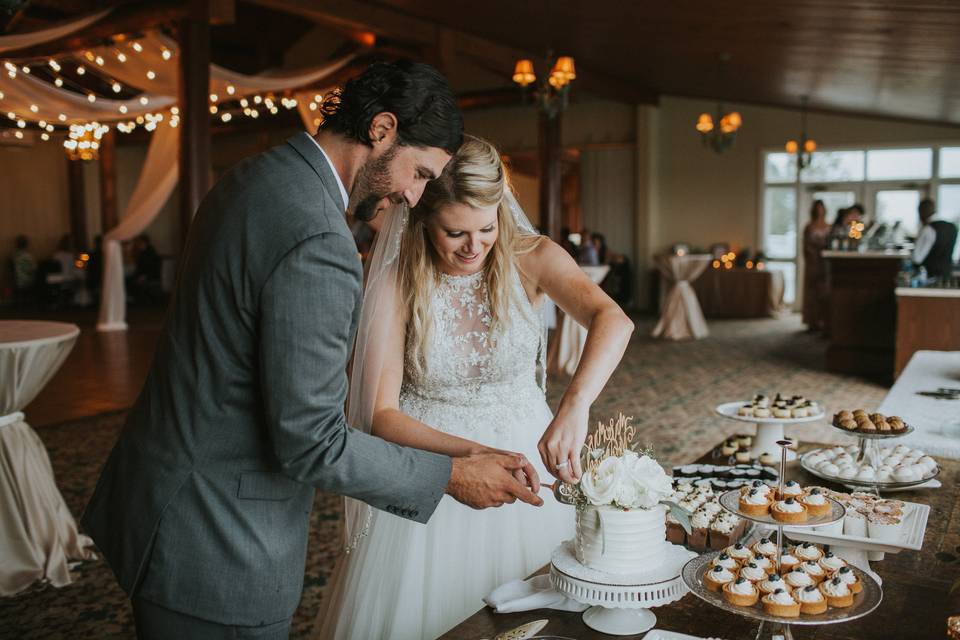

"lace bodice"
[399, 269, 547, 439]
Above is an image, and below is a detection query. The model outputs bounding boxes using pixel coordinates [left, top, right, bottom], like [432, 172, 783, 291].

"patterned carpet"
[0, 314, 886, 639]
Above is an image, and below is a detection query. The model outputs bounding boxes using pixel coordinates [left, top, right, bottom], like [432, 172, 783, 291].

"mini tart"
[723, 578, 759, 606]
[739, 489, 772, 516]
[776, 480, 804, 501]
[739, 562, 769, 583]
[799, 560, 826, 582]
[784, 567, 816, 589]
[711, 553, 740, 571]
[771, 498, 808, 523]
[833, 566, 863, 594]
[799, 489, 831, 516]
[752, 537, 778, 558]
[792, 542, 824, 562]
[749, 554, 775, 574]
[726, 543, 753, 563]
[778, 553, 801, 573]
[796, 584, 828, 614]
[703, 565, 737, 592]
[820, 577, 854, 608]
[818, 552, 847, 573]
[761, 589, 801, 617]
[758, 574, 790, 595]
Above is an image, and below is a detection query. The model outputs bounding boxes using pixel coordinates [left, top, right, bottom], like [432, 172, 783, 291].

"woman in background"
[802, 200, 831, 331]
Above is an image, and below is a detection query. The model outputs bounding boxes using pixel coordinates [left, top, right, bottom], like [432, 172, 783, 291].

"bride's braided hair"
[400, 135, 541, 376]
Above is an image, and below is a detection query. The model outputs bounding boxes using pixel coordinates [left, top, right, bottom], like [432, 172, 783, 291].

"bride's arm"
[519, 238, 634, 484]
[368, 302, 489, 458]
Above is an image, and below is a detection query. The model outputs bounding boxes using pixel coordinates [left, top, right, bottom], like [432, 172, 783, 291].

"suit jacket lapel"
[287, 132, 346, 214]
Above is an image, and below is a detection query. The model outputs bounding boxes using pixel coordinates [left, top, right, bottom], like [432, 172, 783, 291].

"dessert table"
[0, 321, 95, 596]
[440, 439, 958, 640]
[652, 254, 711, 341]
[691, 267, 786, 319]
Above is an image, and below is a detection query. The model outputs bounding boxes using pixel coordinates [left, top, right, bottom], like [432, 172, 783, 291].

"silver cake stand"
[715, 401, 826, 461]
[549, 541, 696, 636]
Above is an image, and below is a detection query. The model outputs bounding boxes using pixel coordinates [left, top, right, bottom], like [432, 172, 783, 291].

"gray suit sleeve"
[259, 232, 452, 524]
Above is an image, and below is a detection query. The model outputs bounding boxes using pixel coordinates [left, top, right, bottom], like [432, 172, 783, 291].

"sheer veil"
[342, 189, 542, 553]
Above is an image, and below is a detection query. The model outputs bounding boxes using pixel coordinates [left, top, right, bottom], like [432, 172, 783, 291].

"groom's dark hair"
[318, 60, 463, 155]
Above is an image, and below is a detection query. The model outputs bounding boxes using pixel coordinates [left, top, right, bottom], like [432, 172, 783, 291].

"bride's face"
[425, 202, 499, 276]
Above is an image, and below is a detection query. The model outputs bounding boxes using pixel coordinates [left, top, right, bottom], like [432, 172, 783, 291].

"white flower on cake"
[580, 450, 672, 509]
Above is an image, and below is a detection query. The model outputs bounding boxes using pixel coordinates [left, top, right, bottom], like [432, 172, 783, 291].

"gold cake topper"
[582, 412, 637, 473]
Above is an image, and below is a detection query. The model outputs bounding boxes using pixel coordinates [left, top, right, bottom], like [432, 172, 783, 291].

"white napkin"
[484, 575, 589, 613]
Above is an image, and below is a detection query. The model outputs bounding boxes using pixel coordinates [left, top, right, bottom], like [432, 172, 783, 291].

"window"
[939, 148, 960, 179]
[937, 184, 960, 261]
[763, 187, 797, 259]
[866, 148, 933, 181]
[764, 153, 797, 183]
[800, 151, 864, 183]
[875, 190, 922, 236]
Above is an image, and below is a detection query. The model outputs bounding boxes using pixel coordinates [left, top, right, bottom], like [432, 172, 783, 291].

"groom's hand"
[446, 453, 544, 509]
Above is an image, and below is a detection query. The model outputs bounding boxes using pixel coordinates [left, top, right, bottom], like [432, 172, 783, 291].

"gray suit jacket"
[82, 132, 452, 626]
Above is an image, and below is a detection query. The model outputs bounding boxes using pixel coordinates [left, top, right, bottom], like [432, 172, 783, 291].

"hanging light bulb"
[54, 77, 64, 87]
[48, 59, 61, 72]
[221, 112, 232, 122]
[140, 96, 149, 106]
[132, 42, 143, 52]
[117, 51, 127, 63]
[112, 81, 122, 93]
[146, 70, 156, 80]
[76, 65, 86, 75]
[161, 48, 172, 60]
[226, 85, 236, 95]
[87, 93, 97, 103]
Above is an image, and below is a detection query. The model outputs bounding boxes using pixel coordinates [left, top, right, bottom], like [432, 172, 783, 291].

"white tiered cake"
[574, 449, 674, 575]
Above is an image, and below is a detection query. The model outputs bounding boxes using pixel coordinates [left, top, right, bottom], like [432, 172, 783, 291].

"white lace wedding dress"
[315, 269, 574, 640]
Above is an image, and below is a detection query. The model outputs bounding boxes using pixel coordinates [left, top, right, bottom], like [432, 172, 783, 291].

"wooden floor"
[1, 307, 164, 427]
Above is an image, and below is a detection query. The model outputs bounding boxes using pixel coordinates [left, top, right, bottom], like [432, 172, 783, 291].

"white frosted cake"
[575, 503, 668, 574]
[573, 449, 673, 575]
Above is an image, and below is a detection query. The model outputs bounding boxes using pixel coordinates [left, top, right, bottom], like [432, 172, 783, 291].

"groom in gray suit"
[82, 61, 542, 638]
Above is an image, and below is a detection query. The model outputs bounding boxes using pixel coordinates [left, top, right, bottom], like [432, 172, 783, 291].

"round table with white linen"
[0, 321, 95, 596]
[553, 265, 610, 376]
[651, 254, 711, 341]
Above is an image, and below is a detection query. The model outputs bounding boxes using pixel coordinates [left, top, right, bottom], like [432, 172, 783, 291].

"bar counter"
[894, 287, 960, 377]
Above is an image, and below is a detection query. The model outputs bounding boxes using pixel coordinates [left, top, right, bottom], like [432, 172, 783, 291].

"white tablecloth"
[877, 350, 960, 459]
[652, 254, 711, 341]
[555, 265, 610, 376]
[0, 321, 95, 596]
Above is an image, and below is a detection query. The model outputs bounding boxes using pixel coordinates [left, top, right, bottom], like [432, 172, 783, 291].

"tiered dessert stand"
[799, 418, 940, 495]
[549, 541, 696, 635]
[715, 401, 826, 462]
[682, 441, 883, 640]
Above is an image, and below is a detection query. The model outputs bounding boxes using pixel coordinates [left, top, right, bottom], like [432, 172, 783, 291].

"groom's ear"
[368, 112, 398, 146]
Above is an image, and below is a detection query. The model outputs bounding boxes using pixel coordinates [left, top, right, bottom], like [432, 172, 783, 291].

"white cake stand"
[549, 541, 696, 636]
[715, 401, 826, 462]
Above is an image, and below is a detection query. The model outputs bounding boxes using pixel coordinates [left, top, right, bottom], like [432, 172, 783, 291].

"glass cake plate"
[718, 489, 845, 528]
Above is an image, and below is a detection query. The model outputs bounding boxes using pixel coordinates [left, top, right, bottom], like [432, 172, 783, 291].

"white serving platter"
[776, 500, 930, 553]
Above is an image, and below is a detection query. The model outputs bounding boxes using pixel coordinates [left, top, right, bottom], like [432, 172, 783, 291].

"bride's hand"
[538, 401, 589, 484]
[470, 445, 540, 492]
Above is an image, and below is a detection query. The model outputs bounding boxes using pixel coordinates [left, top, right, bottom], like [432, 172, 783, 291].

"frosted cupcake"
[792, 542, 823, 562]
[796, 584, 828, 614]
[761, 588, 801, 617]
[799, 560, 826, 583]
[818, 551, 847, 573]
[739, 488, 772, 516]
[832, 566, 863, 594]
[771, 497, 808, 523]
[778, 552, 801, 572]
[739, 562, 769, 583]
[723, 577, 759, 606]
[752, 537, 778, 559]
[749, 553, 774, 574]
[711, 552, 740, 571]
[725, 543, 753, 564]
[777, 480, 804, 500]
[784, 566, 816, 590]
[799, 488, 831, 517]
[758, 573, 790, 595]
[820, 576, 854, 607]
[703, 564, 737, 592]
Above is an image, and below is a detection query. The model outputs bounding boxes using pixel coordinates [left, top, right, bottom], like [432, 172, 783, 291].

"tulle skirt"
[314, 395, 574, 640]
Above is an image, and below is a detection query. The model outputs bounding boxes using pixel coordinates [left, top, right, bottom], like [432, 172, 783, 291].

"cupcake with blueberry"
[703, 564, 737, 592]
[739, 487, 772, 516]
[791, 542, 823, 562]
[725, 543, 753, 564]
[752, 537, 778, 559]
[800, 560, 826, 583]
[778, 551, 801, 573]
[711, 552, 740, 571]
[799, 487, 831, 517]
[831, 566, 862, 594]
[818, 551, 847, 573]
[761, 588, 800, 617]
[749, 553, 774, 574]
[723, 577, 759, 606]
[776, 480, 804, 501]
[796, 584, 827, 614]
[784, 566, 816, 590]
[819, 576, 854, 607]
[739, 561, 768, 583]
[771, 497, 808, 523]
[758, 573, 789, 596]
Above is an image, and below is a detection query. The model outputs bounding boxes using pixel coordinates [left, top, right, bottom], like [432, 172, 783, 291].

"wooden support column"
[178, 0, 212, 244]
[538, 110, 562, 240]
[66, 158, 88, 249]
[99, 130, 118, 234]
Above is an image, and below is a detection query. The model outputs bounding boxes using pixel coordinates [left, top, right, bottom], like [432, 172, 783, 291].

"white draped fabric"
[554, 265, 609, 376]
[0, 9, 111, 53]
[0, 321, 95, 596]
[97, 123, 179, 331]
[651, 254, 711, 341]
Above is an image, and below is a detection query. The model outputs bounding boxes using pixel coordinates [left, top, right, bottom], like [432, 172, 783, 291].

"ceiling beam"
[249, 0, 658, 105]
[2, 1, 188, 60]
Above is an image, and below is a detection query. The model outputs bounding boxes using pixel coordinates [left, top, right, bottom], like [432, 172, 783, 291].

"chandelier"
[64, 122, 109, 161]
[512, 54, 576, 119]
[785, 96, 816, 170]
[695, 104, 743, 153]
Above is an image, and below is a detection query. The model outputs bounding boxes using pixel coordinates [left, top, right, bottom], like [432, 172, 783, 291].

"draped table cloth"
[691, 267, 786, 318]
[553, 265, 610, 376]
[0, 321, 95, 596]
[652, 254, 711, 341]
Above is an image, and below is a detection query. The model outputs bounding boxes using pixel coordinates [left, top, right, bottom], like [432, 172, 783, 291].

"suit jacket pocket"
[237, 471, 301, 501]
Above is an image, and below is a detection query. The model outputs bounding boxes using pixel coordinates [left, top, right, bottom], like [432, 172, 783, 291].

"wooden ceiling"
[3, 0, 960, 126]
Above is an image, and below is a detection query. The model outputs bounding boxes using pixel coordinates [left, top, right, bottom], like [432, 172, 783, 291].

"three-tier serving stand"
[715, 401, 826, 462]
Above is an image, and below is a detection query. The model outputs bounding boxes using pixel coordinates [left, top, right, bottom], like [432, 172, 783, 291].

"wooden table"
[894, 287, 960, 378]
[441, 441, 959, 639]
[692, 267, 785, 319]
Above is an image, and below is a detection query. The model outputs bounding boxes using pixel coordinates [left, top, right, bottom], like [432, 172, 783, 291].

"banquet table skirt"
[0, 321, 95, 596]
[651, 254, 711, 341]
[551, 266, 610, 376]
[691, 267, 785, 318]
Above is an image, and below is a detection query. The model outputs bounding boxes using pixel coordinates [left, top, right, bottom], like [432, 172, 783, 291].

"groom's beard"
[350, 143, 398, 222]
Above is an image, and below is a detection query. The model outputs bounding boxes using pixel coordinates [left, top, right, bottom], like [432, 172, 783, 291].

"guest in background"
[559, 226, 577, 259]
[577, 227, 599, 265]
[128, 234, 162, 304]
[802, 199, 831, 331]
[51, 234, 76, 276]
[912, 198, 958, 279]
[12, 234, 37, 307]
[591, 232, 608, 265]
[86, 235, 103, 303]
[829, 205, 861, 246]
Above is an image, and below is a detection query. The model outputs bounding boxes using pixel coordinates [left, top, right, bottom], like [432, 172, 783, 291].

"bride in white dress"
[315, 136, 633, 639]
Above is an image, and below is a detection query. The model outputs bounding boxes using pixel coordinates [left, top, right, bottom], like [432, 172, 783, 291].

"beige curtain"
[651, 254, 711, 340]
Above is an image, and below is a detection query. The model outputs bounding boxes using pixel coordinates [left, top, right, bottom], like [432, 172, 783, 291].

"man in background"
[912, 198, 958, 279]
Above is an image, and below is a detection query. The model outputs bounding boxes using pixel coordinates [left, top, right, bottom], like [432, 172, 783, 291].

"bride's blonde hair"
[399, 134, 540, 374]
